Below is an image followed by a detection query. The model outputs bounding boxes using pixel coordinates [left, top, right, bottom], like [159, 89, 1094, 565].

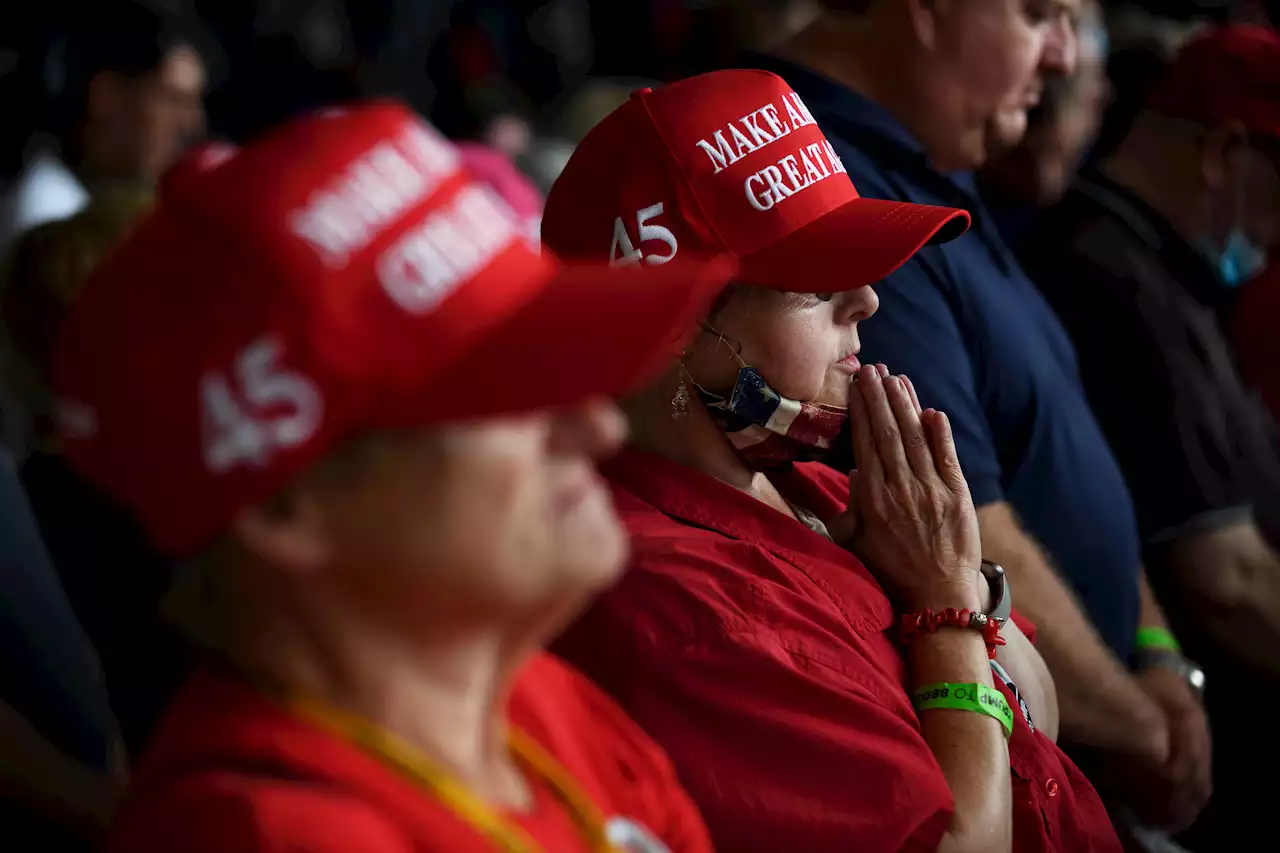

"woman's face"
[298, 400, 630, 630]
[685, 285, 880, 407]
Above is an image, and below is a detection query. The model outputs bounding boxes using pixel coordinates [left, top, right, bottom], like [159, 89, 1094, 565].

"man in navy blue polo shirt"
[748, 0, 1210, 833]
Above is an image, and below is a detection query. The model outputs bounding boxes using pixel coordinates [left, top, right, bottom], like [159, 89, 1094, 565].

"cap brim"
[738, 197, 970, 292]
[422, 256, 736, 419]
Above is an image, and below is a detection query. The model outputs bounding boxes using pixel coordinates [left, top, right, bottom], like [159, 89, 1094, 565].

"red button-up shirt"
[553, 449, 1122, 853]
[105, 653, 712, 853]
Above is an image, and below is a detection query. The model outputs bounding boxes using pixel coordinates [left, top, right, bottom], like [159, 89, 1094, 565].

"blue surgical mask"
[1201, 230, 1268, 288]
[1202, 146, 1271, 288]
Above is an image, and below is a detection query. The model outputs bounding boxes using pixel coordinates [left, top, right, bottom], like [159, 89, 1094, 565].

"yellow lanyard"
[287, 696, 622, 853]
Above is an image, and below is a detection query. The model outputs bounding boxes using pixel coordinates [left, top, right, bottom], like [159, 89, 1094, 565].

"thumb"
[827, 468, 863, 543]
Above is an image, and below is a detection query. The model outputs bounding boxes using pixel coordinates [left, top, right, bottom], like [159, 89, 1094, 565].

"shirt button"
[633, 87, 653, 97]
[1044, 778, 1060, 797]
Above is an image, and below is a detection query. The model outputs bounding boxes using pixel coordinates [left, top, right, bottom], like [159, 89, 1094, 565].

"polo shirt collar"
[742, 52, 984, 202]
[744, 53, 925, 155]
[1075, 166, 1232, 310]
[602, 447, 858, 569]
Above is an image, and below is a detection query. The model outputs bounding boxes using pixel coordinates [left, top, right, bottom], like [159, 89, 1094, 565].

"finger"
[1163, 726, 1196, 790]
[1164, 719, 1209, 825]
[924, 410, 970, 497]
[886, 374, 936, 482]
[1187, 718, 1213, 800]
[827, 470, 863, 544]
[902, 375, 923, 414]
[1167, 744, 1206, 832]
[858, 364, 911, 486]
[848, 371, 885, 488]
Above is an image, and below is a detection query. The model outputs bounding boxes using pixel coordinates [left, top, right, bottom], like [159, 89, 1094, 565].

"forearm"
[1168, 520, 1280, 674]
[995, 622, 1058, 742]
[909, 618, 1012, 853]
[1137, 570, 1168, 633]
[976, 503, 1165, 759]
[0, 700, 117, 835]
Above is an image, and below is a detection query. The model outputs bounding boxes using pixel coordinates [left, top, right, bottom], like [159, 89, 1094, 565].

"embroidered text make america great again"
[694, 91, 848, 212]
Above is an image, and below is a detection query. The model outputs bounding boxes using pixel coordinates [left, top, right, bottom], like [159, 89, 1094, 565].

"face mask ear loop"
[1233, 142, 1253, 239]
[696, 320, 748, 368]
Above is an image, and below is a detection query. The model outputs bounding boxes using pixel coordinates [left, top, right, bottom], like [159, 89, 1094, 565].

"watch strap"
[1134, 647, 1206, 694]
[980, 560, 1011, 626]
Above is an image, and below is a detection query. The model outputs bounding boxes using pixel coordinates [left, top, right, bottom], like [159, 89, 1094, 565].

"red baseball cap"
[53, 102, 734, 555]
[542, 69, 970, 289]
[1150, 25, 1280, 141]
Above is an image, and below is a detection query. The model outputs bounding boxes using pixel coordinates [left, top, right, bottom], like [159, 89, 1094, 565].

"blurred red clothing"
[104, 653, 711, 853]
[1237, 261, 1280, 421]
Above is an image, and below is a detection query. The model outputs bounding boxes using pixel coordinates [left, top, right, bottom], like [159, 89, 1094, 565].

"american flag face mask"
[695, 364, 849, 470]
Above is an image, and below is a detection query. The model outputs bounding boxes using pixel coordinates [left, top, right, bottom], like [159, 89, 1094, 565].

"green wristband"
[1134, 626, 1181, 653]
[913, 682, 1014, 738]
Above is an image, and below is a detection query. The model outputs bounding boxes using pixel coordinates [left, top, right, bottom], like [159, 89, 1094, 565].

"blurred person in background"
[728, 0, 822, 50]
[48, 1, 206, 192]
[2, 0, 206, 453]
[1019, 25, 1280, 849]
[547, 68, 1123, 853]
[18, 122, 563, 769]
[0, 1, 208, 761]
[3, 0, 204, 253]
[66, 102, 730, 853]
[980, 0, 1111, 244]
[746, 0, 1212, 837]
[1092, 8, 1201, 161]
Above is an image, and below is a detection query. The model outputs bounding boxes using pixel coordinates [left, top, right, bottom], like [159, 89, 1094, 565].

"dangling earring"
[671, 362, 692, 420]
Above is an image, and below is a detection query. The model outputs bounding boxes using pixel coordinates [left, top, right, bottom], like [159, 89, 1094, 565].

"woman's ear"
[228, 488, 331, 576]
[1200, 122, 1248, 192]
[905, 0, 944, 52]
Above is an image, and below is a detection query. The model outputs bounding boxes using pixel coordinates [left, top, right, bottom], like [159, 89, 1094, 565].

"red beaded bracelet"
[899, 608, 1006, 660]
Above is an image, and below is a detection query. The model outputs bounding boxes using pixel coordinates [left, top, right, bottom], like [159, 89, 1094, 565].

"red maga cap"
[1150, 25, 1280, 141]
[53, 102, 733, 555]
[542, 69, 970, 289]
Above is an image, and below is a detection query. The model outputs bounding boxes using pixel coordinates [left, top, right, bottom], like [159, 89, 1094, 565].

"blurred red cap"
[54, 102, 733, 555]
[1150, 25, 1280, 140]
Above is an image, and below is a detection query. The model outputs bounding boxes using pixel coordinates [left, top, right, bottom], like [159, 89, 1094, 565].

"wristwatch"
[980, 559, 1012, 628]
[1134, 648, 1207, 696]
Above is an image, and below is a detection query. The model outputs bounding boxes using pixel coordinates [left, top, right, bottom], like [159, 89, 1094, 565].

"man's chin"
[986, 111, 1030, 160]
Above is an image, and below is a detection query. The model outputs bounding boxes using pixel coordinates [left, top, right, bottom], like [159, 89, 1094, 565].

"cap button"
[633, 87, 653, 98]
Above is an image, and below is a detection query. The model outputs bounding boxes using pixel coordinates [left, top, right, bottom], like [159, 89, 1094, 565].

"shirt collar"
[602, 447, 857, 567]
[1074, 166, 1231, 309]
[602, 447, 895, 637]
[743, 52, 926, 156]
[742, 52, 982, 204]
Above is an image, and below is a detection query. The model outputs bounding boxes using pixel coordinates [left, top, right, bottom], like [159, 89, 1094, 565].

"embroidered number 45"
[609, 203, 678, 267]
[200, 337, 323, 473]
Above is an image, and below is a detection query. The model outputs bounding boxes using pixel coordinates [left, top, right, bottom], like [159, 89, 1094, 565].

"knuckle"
[904, 430, 929, 450]
[888, 485, 912, 509]
[876, 424, 900, 445]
